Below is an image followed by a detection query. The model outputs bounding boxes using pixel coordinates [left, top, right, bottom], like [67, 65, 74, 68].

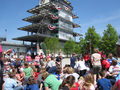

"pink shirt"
[91, 53, 101, 65]
[35, 56, 40, 61]
[0, 44, 3, 53]
[26, 56, 31, 61]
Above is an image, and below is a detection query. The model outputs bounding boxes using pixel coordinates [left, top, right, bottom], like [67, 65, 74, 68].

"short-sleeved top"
[47, 61, 56, 67]
[4, 78, 18, 90]
[70, 82, 79, 90]
[109, 65, 120, 77]
[23, 67, 32, 78]
[44, 75, 61, 90]
[24, 84, 39, 90]
[97, 78, 112, 90]
[107, 59, 112, 65]
[19, 55, 24, 60]
[102, 60, 110, 69]
[40, 55, 43, 59]
[26, 56, 31, 61]
[75, 61, 88, 70]
[35, 56, 40, 62]
[83, 54, 89, 61]
[70, 57, 77, 68]
[64, 73, 79, 82]
[116, 79, 120, 90]
[91, 53, 101, 66]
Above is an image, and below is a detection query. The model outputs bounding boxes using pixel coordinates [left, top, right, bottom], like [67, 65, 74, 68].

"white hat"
[116, 35, 120, 45]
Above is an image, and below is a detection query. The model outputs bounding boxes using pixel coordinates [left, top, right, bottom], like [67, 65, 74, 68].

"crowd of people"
[0, 44, 120, 90]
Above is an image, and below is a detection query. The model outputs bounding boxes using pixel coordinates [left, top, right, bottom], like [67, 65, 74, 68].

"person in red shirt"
[34, 68, 40, 81]
[39, 53, 43, 61]
[101, 51, 106, 59]
[83, 50, 90, 67]
[47, 53, 50, 62]
[101, 57, 110, 71]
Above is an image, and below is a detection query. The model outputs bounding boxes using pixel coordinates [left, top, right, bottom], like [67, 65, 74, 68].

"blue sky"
[0, 0, 120, 43]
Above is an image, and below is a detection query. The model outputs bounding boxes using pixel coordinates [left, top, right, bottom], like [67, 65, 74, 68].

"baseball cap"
[0, 44, 3, 53]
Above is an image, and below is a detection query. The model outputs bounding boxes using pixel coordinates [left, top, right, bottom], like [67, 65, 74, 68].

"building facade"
[13, 0, 82, 53]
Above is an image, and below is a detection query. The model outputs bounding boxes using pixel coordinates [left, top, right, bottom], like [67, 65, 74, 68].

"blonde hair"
[108, 53, 113, 58]
[93, 48, 99, 53]
[41, 71, 49, 80]
[30, 65, 37, 72]
[84, 74, 94, 89]
[66, 67, 74, 74]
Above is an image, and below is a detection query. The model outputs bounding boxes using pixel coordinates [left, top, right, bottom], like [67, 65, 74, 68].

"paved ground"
[61, 58, 70, 68]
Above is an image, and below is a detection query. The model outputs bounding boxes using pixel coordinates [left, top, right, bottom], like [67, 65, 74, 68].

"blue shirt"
[54, 72, 60, 80]
[70, 57, 77, 68]
[48, 66, 57, 74]
[24, 84, 39, 90]
[107, 59, 112, 65]
[97, 78, 112, 90]
[4, 78, 18, 90]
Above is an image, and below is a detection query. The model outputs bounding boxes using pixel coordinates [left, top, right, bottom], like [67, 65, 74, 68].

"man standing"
[70, 53, 77, 68]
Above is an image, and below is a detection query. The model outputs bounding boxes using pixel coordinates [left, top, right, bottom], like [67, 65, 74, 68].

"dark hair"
[99, 70, 106, 77]
[24, 61, 29, 68]
[72, 53, 75, 55]
[56, 67, 62, 74]
[51, 57, 55, 60]
[59, 75, 75, 89]
[111, 60, 117, 66]
[77, 56, 83, 61]
[37, 67, 41, 73]
[8, 72, 15, 78]
[27, 76, 36, 86]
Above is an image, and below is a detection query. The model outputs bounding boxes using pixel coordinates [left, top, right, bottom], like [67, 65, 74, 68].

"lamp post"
[87, 41, 91, 54]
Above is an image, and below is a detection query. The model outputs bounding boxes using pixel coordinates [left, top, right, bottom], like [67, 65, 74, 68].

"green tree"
[85, 26, 101, 52]
[44, 37, 61, 54]
[74, 43, 81, 54]
[79, 37, 88, 54]
[102, 24, 118, 55]
[40, 42, 47, 56]
[63, 39, 75, 57]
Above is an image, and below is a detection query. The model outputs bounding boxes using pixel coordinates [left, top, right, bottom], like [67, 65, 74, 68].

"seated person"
[24, 76, 39, 90]
[97, 70, 112, 90]
[41, 71, 61, 90]
[4, 72, 23, 90]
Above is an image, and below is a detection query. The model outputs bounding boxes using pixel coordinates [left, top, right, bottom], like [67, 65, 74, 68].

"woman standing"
[91, 48, 101, 84]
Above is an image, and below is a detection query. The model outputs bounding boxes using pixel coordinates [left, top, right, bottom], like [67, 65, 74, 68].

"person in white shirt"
[19, 53, 24, 64]
[47, 57, 56, 68]
[74, 57, 89, 76]
[64, 67, 79, 82]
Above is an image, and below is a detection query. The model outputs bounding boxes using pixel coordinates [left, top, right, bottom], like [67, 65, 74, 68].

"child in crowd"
[4, 72, 23, 90]
[59, 75, 79, 90]
[97, 70, 112, 90]
[23, 62, 33, 85]
[24, 76, 39, 90]
[41, 71, 61, 90]
[81, 73, 95, 90]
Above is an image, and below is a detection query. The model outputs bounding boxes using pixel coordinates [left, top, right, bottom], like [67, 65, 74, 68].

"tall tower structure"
[13, 0, 82, 53]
